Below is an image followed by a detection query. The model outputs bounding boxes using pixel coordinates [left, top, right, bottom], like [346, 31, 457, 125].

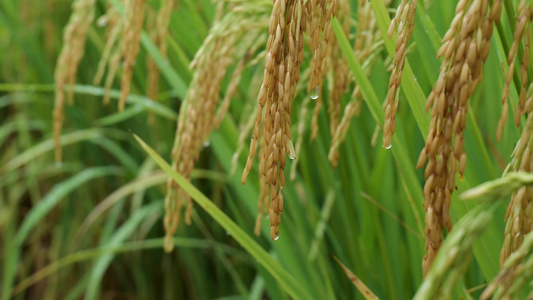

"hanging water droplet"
[202, 141, 211, 148]
[274, 235, 280, 241]
[55, 161, 63, 168]
[226, 230, 231, 236]
[97, 16, 108, 27]
[310, 86, 319, 100]
[383, 143, 392, 150]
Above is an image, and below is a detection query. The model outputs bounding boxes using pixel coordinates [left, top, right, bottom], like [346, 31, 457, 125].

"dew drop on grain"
[383, 143, 392, 150]
[310, 86, 319, 100]
[274, 235, 280, 241]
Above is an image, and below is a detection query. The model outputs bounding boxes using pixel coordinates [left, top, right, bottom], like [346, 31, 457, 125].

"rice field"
[1, 0, 533, 299]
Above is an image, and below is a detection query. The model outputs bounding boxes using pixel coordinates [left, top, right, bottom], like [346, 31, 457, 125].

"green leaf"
[133, 134, 313, 300]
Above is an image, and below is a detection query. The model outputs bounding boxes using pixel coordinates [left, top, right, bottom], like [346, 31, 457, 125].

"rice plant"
[1, 0, 533, 299]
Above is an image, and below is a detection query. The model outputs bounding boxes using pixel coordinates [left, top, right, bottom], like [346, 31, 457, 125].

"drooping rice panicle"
[94, 5, 122, 87]
[383, 0, 418, 149]
[497, 1, 531, 140]
[328, 0, 390, 167]
[500, 84, 533, 266]
[118, 0, 146, 112]
[483, 225, 533, 299]
[243, 0, 313, 240]
[417, 0, 502, 277]
[326, 0, 350, 139]
[308, 0, 336, 141]
[53, 0, 96, 162]
[215, 36, 266, 129]
[415, 206, 493, 299]
[146, 0, 177, 103]
[164, 3, 268, 251]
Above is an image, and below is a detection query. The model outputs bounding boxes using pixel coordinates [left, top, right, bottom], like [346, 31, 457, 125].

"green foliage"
[0, 0, 531, 299]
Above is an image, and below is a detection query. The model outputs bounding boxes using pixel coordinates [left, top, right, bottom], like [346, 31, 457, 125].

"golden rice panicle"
[383, 0, 417, 149]
[164, 2, 270, 249]
[254, 137, 269, 236]
[418, 0, 502, 277]
[164, 35, 236, 251]
[308, 0, 336, 141]
[104, 42, 124, 105]
[500, 90, 533, 266]
[243, 0, 307, 240]
[241, 1, 282, 186]
[483, 232, 533, 299]
[147, 0, 176, 103]
[231, 72, 264, 175]
[497, 1, 531, 140]
[291, 98, 310, 180]
[516, 22, 531, 126]
[53, 0, 96, 163]
[215, 36, 266, 129]
[326, 0, 350, 139]
[94, 6, 122, 87]
[329, 0, 384, 167]
[118, 0, 146, 112]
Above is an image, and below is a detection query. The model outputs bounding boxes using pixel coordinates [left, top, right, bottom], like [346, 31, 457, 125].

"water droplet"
[310, 86, 319, 100]
[226, 230, 231, 236]
[55, 161, 63, 168]
[274, 235, 280, 241]
[97, 16, 108, 27]
[383, 144, 392, 150]
[287, 139, 296, 159]
[266, 214, 270, 220]
[202, 141, 211, 148]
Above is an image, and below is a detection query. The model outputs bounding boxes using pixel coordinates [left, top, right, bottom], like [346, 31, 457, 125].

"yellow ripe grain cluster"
[497, 1, 532, 140]
[243, 0, 310, 240]
[147, 0, 177, 103]
[118, 0, 146, 112]
[383, 0, 418, 149]
[417, 0, 502, 276]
